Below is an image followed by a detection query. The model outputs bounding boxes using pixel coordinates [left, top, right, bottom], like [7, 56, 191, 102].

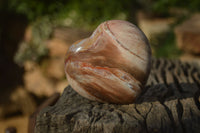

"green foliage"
[1, 0, 139, 29]
[139, 0, 200, 17]
[2, 0, 200, 25]
[151, 31, 182, 58]
[55, 0, 131, 29]
[3, 0, 63, 20]
[14, 17, 52, 65]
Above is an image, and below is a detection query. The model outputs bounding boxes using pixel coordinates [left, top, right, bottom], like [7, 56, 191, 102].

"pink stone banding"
[65, 20, 151, 104]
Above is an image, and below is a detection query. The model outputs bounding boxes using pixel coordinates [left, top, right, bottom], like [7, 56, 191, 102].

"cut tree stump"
[35, 58, 200, 133]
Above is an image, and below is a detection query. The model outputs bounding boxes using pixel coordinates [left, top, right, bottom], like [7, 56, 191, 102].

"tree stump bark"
[35, 58, 200, 133]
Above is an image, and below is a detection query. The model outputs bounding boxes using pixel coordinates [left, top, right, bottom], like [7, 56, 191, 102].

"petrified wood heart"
[65, 20, 151, 104]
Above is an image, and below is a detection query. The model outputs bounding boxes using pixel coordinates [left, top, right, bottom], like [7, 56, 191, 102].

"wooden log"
[35, 58, 200, 133]
[28, 93, 60, 133]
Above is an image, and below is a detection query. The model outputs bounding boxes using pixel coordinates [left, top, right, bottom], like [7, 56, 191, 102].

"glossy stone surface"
[65, 20, 151, 104]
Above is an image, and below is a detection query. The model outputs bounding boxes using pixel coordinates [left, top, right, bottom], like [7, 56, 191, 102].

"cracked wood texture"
[35, 58, 200, 133]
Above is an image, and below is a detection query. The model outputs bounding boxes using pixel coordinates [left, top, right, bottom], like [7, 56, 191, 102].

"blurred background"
[0, 0, 200, 132]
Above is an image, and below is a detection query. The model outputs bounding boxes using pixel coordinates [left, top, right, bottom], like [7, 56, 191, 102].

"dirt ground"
[0, 115, 28, 133]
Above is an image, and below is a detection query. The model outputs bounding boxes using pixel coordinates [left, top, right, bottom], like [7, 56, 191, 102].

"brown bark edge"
[35, 58, 200, 133]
